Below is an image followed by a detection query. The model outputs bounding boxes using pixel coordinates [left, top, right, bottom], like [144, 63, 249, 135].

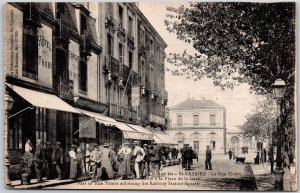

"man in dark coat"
[205, 145, 212, 170]
[45, 141, 53, 179]
[149, 142, 160, 178]
[228, 149, 233, 160]
[53, 141, 64, 179]
[184, 146, 194, 170]
[35, 139, 45, 182]
[181, 144, 188, 169]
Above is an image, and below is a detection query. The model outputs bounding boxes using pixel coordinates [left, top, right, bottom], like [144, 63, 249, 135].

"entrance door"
[193, 141, 199, 154]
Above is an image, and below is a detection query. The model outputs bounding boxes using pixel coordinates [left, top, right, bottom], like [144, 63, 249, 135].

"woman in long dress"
[99, 143, 114, 179]
[69, 145, 77, 179]
[117, 142, 132, 179]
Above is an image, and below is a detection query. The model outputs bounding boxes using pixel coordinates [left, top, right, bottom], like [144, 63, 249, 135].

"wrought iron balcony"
[116, 22, 127, 40]
[105, 56, 120, 76]
[105, 14, 116, 32]
[110, 103, 138, 120]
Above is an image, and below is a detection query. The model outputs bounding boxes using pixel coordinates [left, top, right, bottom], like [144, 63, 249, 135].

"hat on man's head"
[103, 143, 109, 147]
[143, 144, 148, 147]
[123, 141, 129, 145]
[153, 142, 157, 145]
[206, 145, 210, 147]
[56, 141, 61, 145]
[71, 144, 76, 148]
[133, 141, 140, 145]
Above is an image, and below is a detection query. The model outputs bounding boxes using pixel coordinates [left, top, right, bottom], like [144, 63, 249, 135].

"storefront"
[6, 84, 80, 164]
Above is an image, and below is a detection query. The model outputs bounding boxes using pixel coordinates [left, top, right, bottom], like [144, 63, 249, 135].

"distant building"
[226, 129, 256, 156]
[166, 97, 227, 154]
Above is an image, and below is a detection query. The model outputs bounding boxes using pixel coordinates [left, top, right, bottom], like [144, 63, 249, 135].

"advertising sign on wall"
[69, 40, 80, 96]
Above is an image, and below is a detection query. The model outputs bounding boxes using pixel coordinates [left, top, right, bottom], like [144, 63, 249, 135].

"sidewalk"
[9, 176, 91, 189]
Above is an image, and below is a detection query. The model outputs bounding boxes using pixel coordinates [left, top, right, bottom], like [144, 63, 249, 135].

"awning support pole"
[8, 106, 34, 119]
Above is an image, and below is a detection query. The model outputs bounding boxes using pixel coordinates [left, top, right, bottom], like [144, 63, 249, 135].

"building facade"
[166, 98, 227, 154]
[4, 2, 168, 171]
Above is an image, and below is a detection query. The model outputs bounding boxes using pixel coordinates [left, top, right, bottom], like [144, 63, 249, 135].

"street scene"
[3, 2, 297, 191]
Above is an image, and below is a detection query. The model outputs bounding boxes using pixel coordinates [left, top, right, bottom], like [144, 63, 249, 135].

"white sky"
[139, 3, 258, 131]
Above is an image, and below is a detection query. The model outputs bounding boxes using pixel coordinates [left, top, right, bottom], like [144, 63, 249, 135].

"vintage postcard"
[3, 1, 297, 191]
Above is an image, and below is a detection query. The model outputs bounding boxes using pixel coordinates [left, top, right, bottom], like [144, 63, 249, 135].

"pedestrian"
[142, 144, 151, 177]
[99, 143, 114, 179]
[132, 141, 145, 179]
[117, 141, 132, 179]
[69, 145, 77, 179]
[44, 141, 53, 180]
[183, 146, 193, 170]
[76, 147, 85, 177]
[181, 144, 188, 169]
[85, 143, 91, 174]
[25, 138, 33, 153]
[34, 139, 45, 182]
[89, 144, 100, 181]
[205, 145, 212, 170]
[149, 142, 161, 178]
[53, 141, 64, 179]
[228, 149, 233, 160]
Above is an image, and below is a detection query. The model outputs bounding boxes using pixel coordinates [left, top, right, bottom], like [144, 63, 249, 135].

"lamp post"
[4, 92, 14, 187]
[273, 78, 286, 190]
[182, 136, 185, 148]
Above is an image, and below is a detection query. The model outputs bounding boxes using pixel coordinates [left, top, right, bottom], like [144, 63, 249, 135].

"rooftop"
[169, 97, 224, 110]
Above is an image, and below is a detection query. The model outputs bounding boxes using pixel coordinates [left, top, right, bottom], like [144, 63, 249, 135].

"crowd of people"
[22, 138, 185, 182]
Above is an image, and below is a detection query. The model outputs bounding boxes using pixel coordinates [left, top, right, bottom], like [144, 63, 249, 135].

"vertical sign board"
[37, 24, 53, 88]
[79, 117, 96, 138]
[69, 40, 80, 96]
[4, 4, 23, 78]
[131, 85, 140, 107]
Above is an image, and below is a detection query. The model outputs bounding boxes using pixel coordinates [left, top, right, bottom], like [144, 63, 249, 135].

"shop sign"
[74, 97, 108, 113]
[150, 114, 165, 125]
[123, 131, 153, 140]
[131, 86, 140, 107]
[4, 4, 23, 78]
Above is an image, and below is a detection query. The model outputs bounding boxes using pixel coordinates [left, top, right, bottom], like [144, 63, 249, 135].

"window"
[107, 34, 113, 56]
[193, 115, 199, 126]
[150, 39, 154, 54]
[128, 16, 133, 36]
[175, 132, 184, 140]
[79, 57, 87, 93]
[118, 5, 123, 28]
[128, 51, 133, 69]
[9, 114, 22, 150]
[194, 141, 199, 151]
[80, 14, 87, 34]
[210, 114, 216, 125]
[177, 115, 183, 126]
[140, 28, 145, 46]
[23, 27, 38, 79]
[119, 44, 124, 64]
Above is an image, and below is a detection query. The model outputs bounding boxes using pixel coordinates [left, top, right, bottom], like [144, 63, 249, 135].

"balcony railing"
[110, 103, 137, 120]
[105, 56, 120, 76]
[122, 64, 131, 81]
[105, 14, 117, 32]
[127, 33, 135, 49]
[54, 76, 74, 100]
[116, 22, 127, 39]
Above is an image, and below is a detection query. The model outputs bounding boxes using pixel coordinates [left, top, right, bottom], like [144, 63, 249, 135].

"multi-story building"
[4, 2, 168, 176]
[166, 97, 227, 154]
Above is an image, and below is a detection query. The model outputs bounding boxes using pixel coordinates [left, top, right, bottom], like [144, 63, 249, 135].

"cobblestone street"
[48, 154, 250, 190]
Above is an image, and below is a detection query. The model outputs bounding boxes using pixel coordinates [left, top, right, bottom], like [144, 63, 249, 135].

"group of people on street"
[22, 139, 183, 182]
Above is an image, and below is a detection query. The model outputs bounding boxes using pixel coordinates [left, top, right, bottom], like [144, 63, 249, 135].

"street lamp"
[273, 78, 286, 191]
[4, 92, 14, 187]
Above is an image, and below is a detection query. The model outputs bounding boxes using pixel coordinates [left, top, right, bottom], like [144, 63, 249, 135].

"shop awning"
[153, 134, 164, 144]
[126, 123, 153, 134]
[153, 132, 177, 145]
[76, 108, 118, 126]
[7, 84, 80, 114]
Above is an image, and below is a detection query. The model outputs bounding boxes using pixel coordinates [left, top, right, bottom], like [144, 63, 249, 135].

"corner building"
[4, 2, 169, 176]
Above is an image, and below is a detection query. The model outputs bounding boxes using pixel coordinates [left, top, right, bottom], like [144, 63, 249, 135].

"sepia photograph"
[2, 1, 297, 191]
